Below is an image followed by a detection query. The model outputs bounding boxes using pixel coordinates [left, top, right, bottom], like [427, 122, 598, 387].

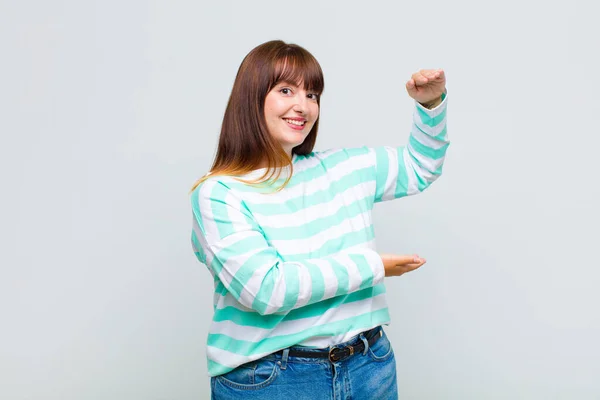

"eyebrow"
[277, 81, 300, 88]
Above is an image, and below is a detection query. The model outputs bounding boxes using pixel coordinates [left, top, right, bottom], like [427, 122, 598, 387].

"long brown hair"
[191, 40, 324, 191]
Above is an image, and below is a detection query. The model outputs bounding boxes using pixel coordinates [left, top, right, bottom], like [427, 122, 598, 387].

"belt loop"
[280, 348, 289, 370]
[360, 333, 369, 356]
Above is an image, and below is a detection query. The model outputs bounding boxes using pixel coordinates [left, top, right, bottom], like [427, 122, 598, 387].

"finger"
[420, 69, 445, 82]
[411, 72, 429, 86]
[405, 79, 416, 90]
[393, 255, 425, 265]
[399, 260, 427, 273]
[421, 69, 438, 79]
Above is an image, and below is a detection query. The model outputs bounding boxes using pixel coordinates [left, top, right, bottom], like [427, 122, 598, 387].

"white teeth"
[284, 118, 305, 126]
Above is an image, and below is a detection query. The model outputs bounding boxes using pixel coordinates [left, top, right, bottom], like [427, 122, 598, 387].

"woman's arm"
[373, 69, 449, 202]
[191, 179, 399, 316]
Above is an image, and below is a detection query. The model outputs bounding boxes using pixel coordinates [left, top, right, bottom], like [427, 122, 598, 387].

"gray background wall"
[2, 0, 599, 399]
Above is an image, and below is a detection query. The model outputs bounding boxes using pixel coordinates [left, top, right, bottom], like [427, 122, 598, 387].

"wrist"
[419, 96, 442, 109]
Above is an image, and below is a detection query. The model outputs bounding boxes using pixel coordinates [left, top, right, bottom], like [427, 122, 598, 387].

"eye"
[307, 93, 319, 101]
[279, 87, 293, 95]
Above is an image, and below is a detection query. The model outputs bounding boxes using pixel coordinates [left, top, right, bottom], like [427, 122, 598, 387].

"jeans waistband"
[274, 326, 383, 363]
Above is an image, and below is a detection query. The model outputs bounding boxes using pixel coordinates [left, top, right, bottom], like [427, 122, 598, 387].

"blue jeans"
[211, 326, 398, 399]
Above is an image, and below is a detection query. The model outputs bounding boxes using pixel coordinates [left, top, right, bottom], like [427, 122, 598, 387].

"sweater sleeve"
[373, 92, 449, 203]
[191, 179, 385, 316]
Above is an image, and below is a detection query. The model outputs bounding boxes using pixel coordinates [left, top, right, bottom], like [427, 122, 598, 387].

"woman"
[190, 40, 448, 399]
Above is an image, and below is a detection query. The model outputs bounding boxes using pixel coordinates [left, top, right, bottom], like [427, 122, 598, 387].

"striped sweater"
[190, 94, 449, 376]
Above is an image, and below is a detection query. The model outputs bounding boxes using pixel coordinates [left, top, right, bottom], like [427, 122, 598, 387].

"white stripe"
[362, 248, 385, 283]
[213, 245, 267, 295]
[204, 230, 263, 275]
[262, 272, 286, 315]
[407, 143, 445, 178]
[381, 147, 399, 201]
[224, 190, 253, 232]
[403, 147, 420, 196]
[191, 218, 216, 269]
[337, 253, 364, 293]
[293, 263, 314, 309]
[410, 120, 448, 149]
[239, 259, 277, 313]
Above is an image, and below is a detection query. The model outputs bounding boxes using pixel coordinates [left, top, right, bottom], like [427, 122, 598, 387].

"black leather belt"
[279, 326, 383, 363]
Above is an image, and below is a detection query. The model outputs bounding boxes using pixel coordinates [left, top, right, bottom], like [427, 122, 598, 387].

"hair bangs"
[272, 50, 324, 95]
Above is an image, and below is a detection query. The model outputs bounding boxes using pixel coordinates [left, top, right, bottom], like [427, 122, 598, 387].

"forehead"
[273, 57, 323, 93]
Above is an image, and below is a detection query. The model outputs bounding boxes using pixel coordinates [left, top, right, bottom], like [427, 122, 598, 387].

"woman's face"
[264, 81, 319, 155]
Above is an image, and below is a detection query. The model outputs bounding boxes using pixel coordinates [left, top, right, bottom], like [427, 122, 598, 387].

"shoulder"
[190, 176, 240, 212]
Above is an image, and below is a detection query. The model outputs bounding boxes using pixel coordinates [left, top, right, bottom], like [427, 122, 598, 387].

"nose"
[292, 93, 308, 114]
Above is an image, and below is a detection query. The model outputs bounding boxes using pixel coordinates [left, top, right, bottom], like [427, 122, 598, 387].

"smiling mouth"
[283, 118, 306, 127]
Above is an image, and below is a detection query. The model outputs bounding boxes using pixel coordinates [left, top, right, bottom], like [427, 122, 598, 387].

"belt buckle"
[328, 347, 339, 363]
[328, 345, 354, 363]
[328, 347, 341, 363]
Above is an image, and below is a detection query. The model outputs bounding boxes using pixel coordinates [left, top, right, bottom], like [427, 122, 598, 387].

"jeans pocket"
[368, 330, 394, 362]
[215, 359, 279, 390]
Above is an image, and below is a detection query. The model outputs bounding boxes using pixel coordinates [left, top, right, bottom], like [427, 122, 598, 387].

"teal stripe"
[209, 182, 235, 240]
[305, 261, 325, 303]
[190, 187, 205, 232]
[433, 125, 448, 140]
[191, 232, 206, 264]
[223, 247, 279, 301]
[416, 104, 447, 127]
[207, 308, 391, 357]
[286, 283, 386, 321]
[413, 117, 448, 141]
[212, 284, 386, 328]
[278, 263, 300, 312]
[331, 258, 350, 297]
[208, 359, 232, 377]
[214, 305, 286, 328]
[244, 166, 376, 215]
[417, 165, 444, 191]
[209, 234, 266, 277]
[215, 280, 227, 296]
[409, 135, 449, 161]
[407, 147, 443, 177]
[349, 253, 375, 290]
[251, 269, 275, 315]
[261, 194, 373, 240]
[374, 147, 389, 202]
[283, 226, 376, 261]
[394, 148, 409, 199]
